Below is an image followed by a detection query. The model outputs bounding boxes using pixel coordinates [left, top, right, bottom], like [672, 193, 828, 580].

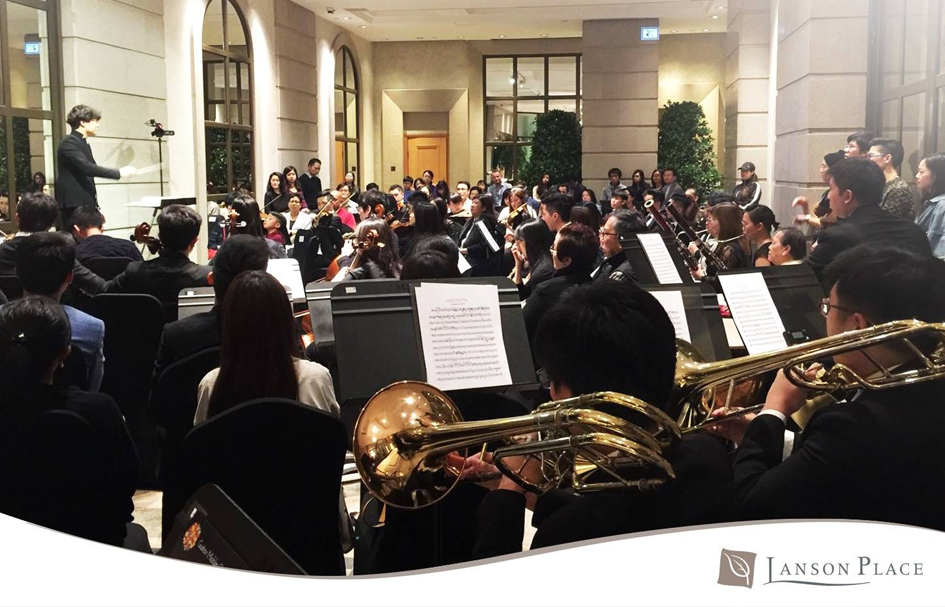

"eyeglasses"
[866, 152, 889, 160]
[820, 298, 857, 318]
[599, 229, 617, 237]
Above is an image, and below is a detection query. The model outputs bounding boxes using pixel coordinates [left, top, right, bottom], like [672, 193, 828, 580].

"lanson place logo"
[717, 549, 924, 589]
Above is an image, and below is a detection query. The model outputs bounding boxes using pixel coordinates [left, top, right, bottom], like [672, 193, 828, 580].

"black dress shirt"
[522, 265, 593, 343]
[0, 235, 105, 295]
[591, 250, 637, 283]
[103, 249, 211, 321]
[76, 234, 144, 263]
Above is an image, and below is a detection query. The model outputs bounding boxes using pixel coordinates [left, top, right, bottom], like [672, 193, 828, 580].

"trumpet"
[354, 381, 681, 509]
[670, 320, 945, 432]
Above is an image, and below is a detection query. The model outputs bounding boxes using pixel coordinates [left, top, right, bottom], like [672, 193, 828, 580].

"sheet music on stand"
[636, 233, 684, 285]
[718, 272, 788, 354]
[266, 258, 306, 303]
[648, 290, 692, 343]
[414, 282, 512, 391]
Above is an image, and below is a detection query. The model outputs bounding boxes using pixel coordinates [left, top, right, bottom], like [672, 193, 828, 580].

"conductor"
[56, 105, 136, 231]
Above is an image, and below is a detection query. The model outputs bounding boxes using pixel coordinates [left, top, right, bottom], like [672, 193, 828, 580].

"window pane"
[227, 61, 251, 126]
[901, 92, 926, 185]
[880, 98, 901, 139]
[334, 51, 344, 87]
[334, 89, 344, 138]
[345, 92, 358, 140]
[517, 57, 545, 97]
[486, 100, 514, 142]
[8, 3, 52, 111]
[204, 56, 226, 123]
[232, 130, 252, 187]
[549, 56, 577, 96]
[239, 62, 251, 125]
[345, 141, 358, 177]
[881, 1, 904, 90]
[12, 117, 53, 199]
[206, 127, 228, 195]
[486, 58, 513, 97]
[486, 145, 513, 174]
[902, 0, 929, 86]
[548, 98, 577, 114]
[203, 0, 224, 51]
[226, 0, 248, 56]
[516, 145, 532, 181]
[516, 99, 543, 142]
[344, 51, 357, 90]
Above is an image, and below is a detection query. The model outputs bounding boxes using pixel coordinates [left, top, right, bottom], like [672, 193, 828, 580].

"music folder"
[621, 233, 696, 286]
[722, 264, 826, 343]
[645, 283, 731, 362]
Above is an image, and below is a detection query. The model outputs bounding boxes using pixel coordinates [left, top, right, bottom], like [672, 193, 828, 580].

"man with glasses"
[710, 245, 945, 530]
[591, 209, 645, 283]
[843, 131, 874, 158]
[867, 137, 916, 220]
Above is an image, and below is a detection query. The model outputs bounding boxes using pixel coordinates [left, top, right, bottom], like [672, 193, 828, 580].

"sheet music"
[266, 258, 306, 303]
[476, 221, 501, 252]
[637, 233, 683, 284]
[718, 272, 787, 355]
[457, 253, 472, 274]
[415, 282, 513, 391]
[648, 290, 692, 343]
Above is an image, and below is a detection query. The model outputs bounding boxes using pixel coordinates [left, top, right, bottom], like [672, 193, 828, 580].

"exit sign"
[641, 26, 660, 41]
[23, 42, 40, 55]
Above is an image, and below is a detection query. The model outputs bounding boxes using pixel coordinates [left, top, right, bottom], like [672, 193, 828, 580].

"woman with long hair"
[650, 169, 664, 190]
[434, 180, 450, 201]
[343, 171, 360, 202]
[405, 200, 459, 262]
[915, 153, 945, 258]
[343, 218, 402, 280]
[228, 195, 287, 258]
[690, 202, 751, 279]
[459, 193, 501, 276]
[283, 165, 307, 209]
[196, 271, 338, 422]
[742, 204, 779, 267]
[264, 171, 288, 212]
[510, 218, 554, 299]
[533, 172, 551, 201]
[629, 169, 647, 210]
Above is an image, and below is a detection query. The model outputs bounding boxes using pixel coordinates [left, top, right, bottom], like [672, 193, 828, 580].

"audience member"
[298, 157, 322, 204]
[869, 138, 915, 220]
[264, 171, 288, 212]
[794, 150, 845, 230]
[915, 153, 945, 259]
[601, 167, 623, 216]
[661, 167, 683, 200]
[71, 206, 143, 263]
[650, 169, 663, 190]
[283, 165, 306, 208]
[487, 169, 509, 202]
[732, 162, 762, 211]
[844, 131, 875, 158]
[539, 193, 574, 233]
[229, 195, 288, 259]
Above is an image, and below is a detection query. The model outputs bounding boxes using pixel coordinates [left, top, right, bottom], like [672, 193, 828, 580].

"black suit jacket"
[808, 204, 931, 284]
[299, 173, 322, 205]
[591, 250, 637, 283]
[459, 216, 501, 275]
[0, 235, 105, 295]
[473, 434, 735, 559]
[55, 131, 120, 209]
[152, 307, 220, 387]
[103, 250, 211, 321]
[522, 265, 593, 344]
[734, 380, 945, 529]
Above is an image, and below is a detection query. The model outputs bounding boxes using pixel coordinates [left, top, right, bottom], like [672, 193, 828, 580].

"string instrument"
[131, 222, 162, 254]
[388, 201, 410, 227]
[501, 204, 528, 228]
[349, 229, 386, 271]
[644, 201, 699, 273]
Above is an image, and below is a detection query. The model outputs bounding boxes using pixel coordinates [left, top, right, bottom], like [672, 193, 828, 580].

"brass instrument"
[644, 200, 699, 272]
[354, 381, 682, 509]
[665, 203, 726, 272]
[669, 320, 945, 432]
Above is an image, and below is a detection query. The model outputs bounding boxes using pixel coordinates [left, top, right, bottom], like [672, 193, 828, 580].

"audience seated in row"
[70, 206, 143, 263]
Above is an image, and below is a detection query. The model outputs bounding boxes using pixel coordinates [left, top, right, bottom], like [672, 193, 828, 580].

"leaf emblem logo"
[724, 553, 751, 587]
[717, 548, 756, 588]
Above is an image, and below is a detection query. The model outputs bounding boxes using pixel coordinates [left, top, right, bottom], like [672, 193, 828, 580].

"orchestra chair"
[291, 228, 314, 281]
[53, 348, 91, 391]
[163, 398, 347, 575]
[81, 256, 134, 281]
[0, 274, 22, 300]
[87, 293, 165, 488]
[149, 346, 221, 487]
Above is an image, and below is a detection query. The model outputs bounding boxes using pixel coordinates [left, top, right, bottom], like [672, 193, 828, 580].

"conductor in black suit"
[56, 105, 136, 230]
[713, 245, 945, 530]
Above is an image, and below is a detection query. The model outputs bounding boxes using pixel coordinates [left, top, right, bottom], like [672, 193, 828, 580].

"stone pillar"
[771, 0, 869, 220]
[274, 0, 318, 170]
[723, 0, 771, 194]
[581, 19, 659, 198]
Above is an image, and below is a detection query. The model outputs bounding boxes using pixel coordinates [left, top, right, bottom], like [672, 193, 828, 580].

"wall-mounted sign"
[641, 26, 660, 41]
[24, 42, 40, 55]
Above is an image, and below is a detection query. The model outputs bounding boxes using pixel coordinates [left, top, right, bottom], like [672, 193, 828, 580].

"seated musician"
[591, 209, 645, 283]
[712, 245, 945, 529]
[641, 188, 665, 231]
[227, 195, 286, 259]
[468, 280, 735, 558]
[341, 218, 401, 280]
[767, 227, 807, 266]
[70, 206, 143, 263]
[688, 202, 752, 280]
[301, 191, 344, 283]
[445, 193, 468, 244]
[103, 204, 211, 321]
[510, 219, 554, 299]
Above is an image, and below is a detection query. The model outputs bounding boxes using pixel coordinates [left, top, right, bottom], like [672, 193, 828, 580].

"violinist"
[358, 189, 389, 223]
[332, 186, 357, 229]
[301, 191, 344, 283]
[341, 218, 401, 280]
[227, 195, 286, 259]
[282, 194, 313, 243]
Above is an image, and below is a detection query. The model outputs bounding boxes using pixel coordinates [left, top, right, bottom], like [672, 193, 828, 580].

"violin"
[131, 222, 162, 254]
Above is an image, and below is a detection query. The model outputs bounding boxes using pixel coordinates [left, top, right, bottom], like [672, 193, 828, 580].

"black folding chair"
[81, 256, 134, 280]
[150, 346, 221, 486]
[163, 398, 347, 575]
[87, 293, 165, 487]
[0, 274, 22, 300]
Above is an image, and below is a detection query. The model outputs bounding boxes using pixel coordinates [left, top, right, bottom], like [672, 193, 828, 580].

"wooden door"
[405, 135, 448, 185]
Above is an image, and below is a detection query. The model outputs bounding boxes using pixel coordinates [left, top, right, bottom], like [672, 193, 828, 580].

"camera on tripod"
[146, 118, 174, 138]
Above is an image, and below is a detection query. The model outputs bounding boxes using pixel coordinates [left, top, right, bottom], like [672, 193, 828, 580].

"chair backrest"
[81, 256, 134, 281]
[150, 346, 221, 484]
[87, 293, 166, 486]
[53, 347, 90, 390]
[164, 398, 347, 575]
[291, 228, 314, 279]
[0, 274, 22, 300]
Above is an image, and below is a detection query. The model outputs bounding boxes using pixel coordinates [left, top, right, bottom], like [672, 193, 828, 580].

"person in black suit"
[808, 157, 931, 285]
[55, 105, 135, 231]
[0, 192, 104, 297]
[103, 204, 210, 321]
[71, 206, 143, 263]
[458, 194, 501, 276]
[591, 209, 644, 283]
[298, 157, 322, 204]
[711, 245, 945, 530]
[464, 280, 734, 559]
[151, 234, 270, 386]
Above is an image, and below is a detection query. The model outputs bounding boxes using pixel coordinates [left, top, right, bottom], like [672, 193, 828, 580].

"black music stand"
[723, 264, 826, 343]
[645, 283, 731, 362]
[621, 233, 695, 286]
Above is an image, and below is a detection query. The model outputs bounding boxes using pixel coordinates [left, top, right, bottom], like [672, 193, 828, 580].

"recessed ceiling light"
[712, 15, 719, 19]
[717, 5, 724, 9]
[499, 34, 506, 38]
[671, 30, 678, 33]
[703, 28, 710, 31]
[359, 25, 367, 28]
[343, 16, 350, 20]
[541, 34, 547, 37]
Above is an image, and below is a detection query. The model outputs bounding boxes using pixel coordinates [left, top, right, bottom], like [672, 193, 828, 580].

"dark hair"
[826, 157, 885, 207]
[211, 235, 270, 303]
[631, 169, 646, 185]
[568, 206, 600, 234]
[534, 281, 676, 407]
[207, 271, 299, 418]
[359, 189, 388, 214]
[847, 131, 876, 153]
[651, 169, 663, 187]
[408, 189, 430, 204]
[541, 193, 574, 222]
[412, 201, 443, 236]
[449, 193, 463, 207]
[824, 150, 845, 167]
[661, 167, 676, 177]
[582, 188, 598, 204]
[869, 137, 904, 169]
[308, 157, 321, 167]
[825, 245, 945, 327]
[230, 195, 265, 238]
[774, 228, 807, 261]
[514, 219, 553, 269]
[469, 185, 482, 195]
[157, 204, 201, 251]
[283, 165, 299, 182]
[457, 180, 471, 190]
[919, 154, 945, 202]
[555, 223, 598, 271]
[609, 209, 647, 238]
[669, 192, 691, 210]
[477, 194, 498, 219]
[266, 171, 286, 196]
[401, 249, 460, 280]
[407, 233, 460, 268]
[403, 175, 413, 184]
[608, 167, 623, 179]
[16, 232, 74, 296]
[708, 203, 751, 256]
[707, 191, 736, 206]
[355, 218, 401, 278]
[70, 206, 105, 231]
[435, 180, 449, 199]
[389, 184, 404, 194]
[746, 204, 779, 234]
[611, 188, 630, 204]
[365, 183, 379, 192]
[16, 192, 58, 232]
[0, 297, 71, 416]
[66, 105, 102, 130]
[422, 170, 434, 179]
[644, 188, 665, 204]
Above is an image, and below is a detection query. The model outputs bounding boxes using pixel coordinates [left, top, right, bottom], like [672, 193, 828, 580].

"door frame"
[404, 133, 449, 185]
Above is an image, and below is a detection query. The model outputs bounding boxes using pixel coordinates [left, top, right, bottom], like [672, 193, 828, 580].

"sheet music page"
[457, 253, 472, 274]
[718, 272, 787, 354]
[648, 290, 692, 343]
[266, 258, 306, 302]
[637, 233, 684, 284]
[415, 282, 513, 391]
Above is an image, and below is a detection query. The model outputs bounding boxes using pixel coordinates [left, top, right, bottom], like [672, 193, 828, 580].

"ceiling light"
[359, 25, 367, 28]
[703, 28, 710, 32]
[343, 16, 350, 20]
[541, 34, 547, 37]
[712, 15, 719, 19]
[671, 30, 678, 33]
[499, 34, 506, 38]
[717, 5, 724, 9]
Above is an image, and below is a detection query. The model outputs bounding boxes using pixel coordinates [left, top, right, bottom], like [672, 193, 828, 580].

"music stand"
[177, 287, 215, 320]
[621, 233, 695, 286]
[723, 264, 826, 343]
[645, 283, 731, 362]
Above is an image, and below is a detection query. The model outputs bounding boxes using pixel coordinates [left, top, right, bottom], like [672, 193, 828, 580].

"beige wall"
[274, 0, 318, 171]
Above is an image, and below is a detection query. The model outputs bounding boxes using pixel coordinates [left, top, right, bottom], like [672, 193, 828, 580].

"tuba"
[669, 320, 945, 431]
[353, 381, 681, 509]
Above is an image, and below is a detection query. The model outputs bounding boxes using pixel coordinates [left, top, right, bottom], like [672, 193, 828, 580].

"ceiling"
[293, 0, 729, 42]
